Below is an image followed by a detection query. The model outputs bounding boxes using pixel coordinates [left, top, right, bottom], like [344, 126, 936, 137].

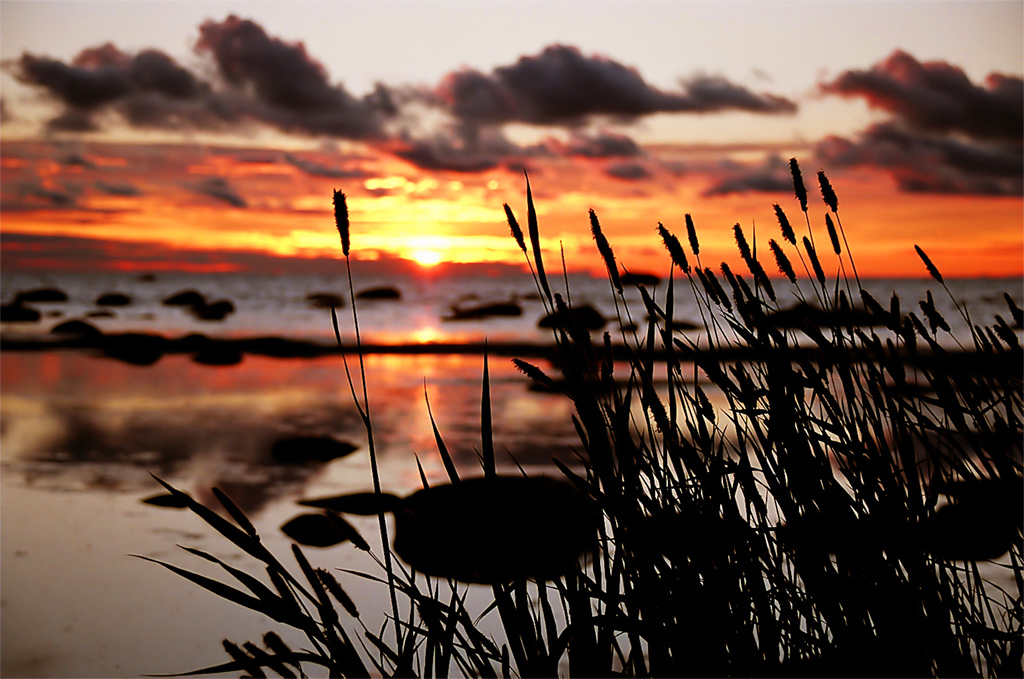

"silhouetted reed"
[147, 160, 1021, 678]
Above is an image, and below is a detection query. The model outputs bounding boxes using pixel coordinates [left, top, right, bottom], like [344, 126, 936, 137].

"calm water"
[1, 270, 1020, 677]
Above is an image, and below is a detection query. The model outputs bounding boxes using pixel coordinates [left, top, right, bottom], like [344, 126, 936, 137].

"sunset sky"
[1, 0, 1021, 278]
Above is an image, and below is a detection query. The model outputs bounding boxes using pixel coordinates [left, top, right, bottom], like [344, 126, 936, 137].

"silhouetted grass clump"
[146, 161, 1022, 677]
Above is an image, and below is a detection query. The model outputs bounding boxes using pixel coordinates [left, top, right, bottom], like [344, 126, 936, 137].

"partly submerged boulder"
[306, 292, 344, 309]
[538, 304, 606, 331]
[191, 300, 235, 321]
[96, 292, 132, 306]
[295, 475, 599, 583]
[15, 288, 68, 303]
[356, 286, 401, 301]
[444, 301, 522, 321]
[270, 435, 359, 464]
[163, 290, 206, 307]
[51, 319, 102, 336]
[1, 303, 41, 323]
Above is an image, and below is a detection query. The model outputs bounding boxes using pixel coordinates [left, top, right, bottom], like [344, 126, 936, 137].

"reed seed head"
[769, 239, 796, 284]
[590, 209, 622, 293]
[504, 203, 527, 254]
[773, 204, 796, 245]
[803, 236, 826, 287]
[825, 214, 841, 255]
[332, 189, 350, 257]
[818, 170, 839, 212]
[658, 223, 690, 274]
[789, 158, 808, 212]
[914, 245, 944, 284]
[685, 213, 700, 256]
[733, 223, 753, 266]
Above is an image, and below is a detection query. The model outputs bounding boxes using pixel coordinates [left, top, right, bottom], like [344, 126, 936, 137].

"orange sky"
[1, 139, 1020, 279]
[1, 6, 1020, 279]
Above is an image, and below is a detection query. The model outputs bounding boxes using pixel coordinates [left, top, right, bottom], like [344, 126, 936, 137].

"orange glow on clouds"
[0, 140, 1020, 278]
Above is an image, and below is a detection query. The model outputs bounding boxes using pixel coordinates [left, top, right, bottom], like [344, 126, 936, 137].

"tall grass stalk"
[148, 164, 1021, 678]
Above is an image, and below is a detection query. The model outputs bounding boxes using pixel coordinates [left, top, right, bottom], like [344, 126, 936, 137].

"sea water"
[1, 270, 1020, 677]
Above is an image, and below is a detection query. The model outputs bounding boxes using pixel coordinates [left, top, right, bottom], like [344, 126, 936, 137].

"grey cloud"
[605, 162, 652, 181]
[437, 45, 797, 126]
[6, 17, 392, 139]
[820, 50, 1023, 141]
[702, 155, 792, 197]
[94, 180, 141, 196]
[195, 15, 389, 138]
[283, 152, 371, 178]
[564, 131, 643, 158]
[815, 122, 1023, 196]
[188, 177, 247, 207]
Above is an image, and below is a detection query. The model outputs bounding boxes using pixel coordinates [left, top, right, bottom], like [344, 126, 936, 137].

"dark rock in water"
[538, 304, 606, 330]
[766, 302, 884, 329]
[15, 288, 68, 303]
[142, 492, 188, 508]
[297, 475, 599, 583]
[301, 491, 402, 515]
[96, 292, 132, 306]
[192, 345, 244, 366]
[51, 319, 102, 336]
[1, 303, 41, 322]
[271, 436, 359, 463]
[238, 336, 324, 358]
[445, 301, 522, 321]
[100, 333, 166, 366]
[86, 310, 115, 318]
[137, 273, 157, 282]
[306, 292, 344, 309]
[192, 300, 235, 321]
[163, 290, 206, 307]
[779, 474, 1023, 562]
[281, 513, 353, 548]
[621, 272, 661, 287]
[356, 286, 401, 301]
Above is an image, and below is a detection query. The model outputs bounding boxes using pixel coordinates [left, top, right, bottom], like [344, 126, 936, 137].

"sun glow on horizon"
[409, 249, 444, 267]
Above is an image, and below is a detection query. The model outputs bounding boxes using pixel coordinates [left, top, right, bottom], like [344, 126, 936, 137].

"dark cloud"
[188, 177, 247, 207]
[820, 50, 1023, 141]
[816, 122, 1023, 196]
[5, 16, 392, 138]
[389, 123, 534, 173]
[194, 15, 388, 138]
[283, 152, 370, 178]
[563, 131, 643, 158]
[94, 180, 141, 196]
[816, 51, 1023, 196]
[605, 162, 652, 181]
[4, 181, 80, 209]
[436, 45, 797, 126]
[702, 155, 793, 197]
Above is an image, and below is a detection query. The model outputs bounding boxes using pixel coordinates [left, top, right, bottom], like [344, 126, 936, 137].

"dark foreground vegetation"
[143, 160, 1022, 677]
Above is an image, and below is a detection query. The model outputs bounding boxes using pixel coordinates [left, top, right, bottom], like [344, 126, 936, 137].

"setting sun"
[409, 249, 444, 267]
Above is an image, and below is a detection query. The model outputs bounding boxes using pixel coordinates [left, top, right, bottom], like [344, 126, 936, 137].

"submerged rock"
[1, 303, 41, 322]
[621, 272, 661, 287]
[270, 436, 359, 464]
[444, 301, 522, 321]
[538, 305, 606, 330]
[96, 292, 132, 306]
[15, 288, 68, 303]
[99, 333, 166, 366]
[191, 300, 235, 321]
[306, 292, 344, 309]
[163, 290, 206, 307]
[51, 319, 102, 336]
[356, 286, 401, 301]
[296, 475, 599, 583]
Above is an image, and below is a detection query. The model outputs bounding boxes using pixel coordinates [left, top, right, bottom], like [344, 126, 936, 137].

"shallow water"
[0, 350, 581, 677]
[2, 271, 1020, 677]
